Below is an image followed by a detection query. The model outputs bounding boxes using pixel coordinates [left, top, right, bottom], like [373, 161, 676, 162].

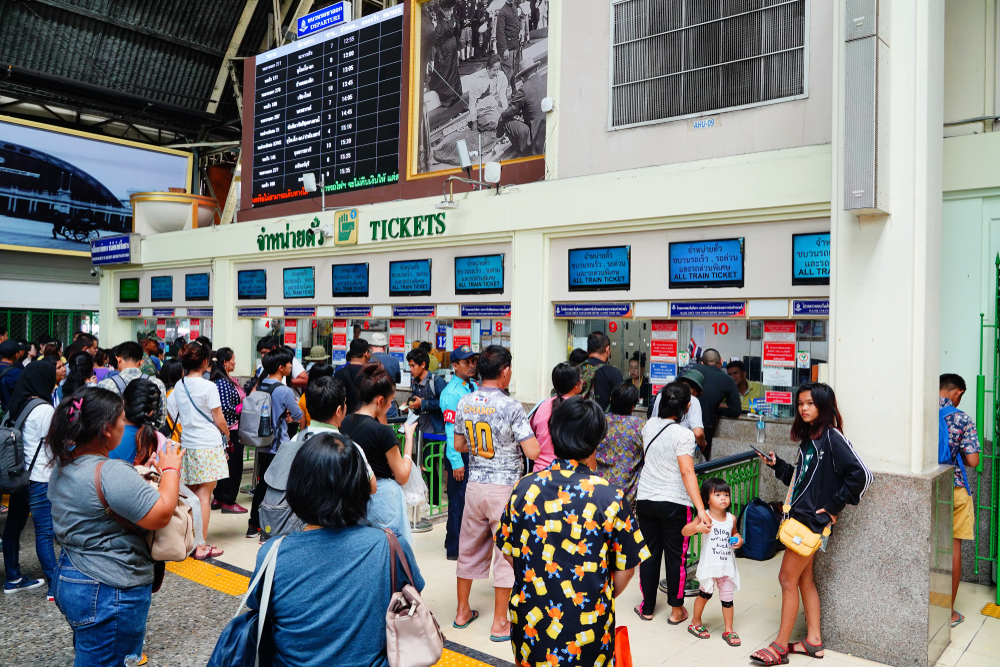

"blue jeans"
[53, 552, 152, 667]
[367, 478, 412, 547]
[3, 481, 59, 594]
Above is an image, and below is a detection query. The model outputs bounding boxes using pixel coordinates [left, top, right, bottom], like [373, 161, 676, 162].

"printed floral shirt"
[594, 414, 644, 506]
[940, 397, 980, 488]
[495, 458, 649, 667]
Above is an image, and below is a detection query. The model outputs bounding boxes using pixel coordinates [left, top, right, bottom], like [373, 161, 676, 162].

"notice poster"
[763, 367, 793, 386]
[763, 342, 796, 367]
[156, 318, 166, 341]
[284, 319, 297, 346]
[651, 340, 678, 360]
[763, 320, 796, 342]
[190, 318, 201, 338]
[453, 319, 472, 348]
[651, 320, 678, 340]
[650, 362, 677, 395]
[331, 318, 348, 349]
[765, 390, 793, 405]
[389, 319, 405, 356]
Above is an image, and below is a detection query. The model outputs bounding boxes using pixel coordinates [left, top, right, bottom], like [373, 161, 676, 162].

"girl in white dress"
[682, 477, 743, 646]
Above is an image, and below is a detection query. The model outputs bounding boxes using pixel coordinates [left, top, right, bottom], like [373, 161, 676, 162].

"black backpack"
[734, 498, 781, 561]
[0, 398, 50, 494]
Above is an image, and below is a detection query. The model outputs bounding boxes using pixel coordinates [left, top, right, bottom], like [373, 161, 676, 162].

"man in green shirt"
[726, 360, 763, 411]
[136, 329, 163, 376]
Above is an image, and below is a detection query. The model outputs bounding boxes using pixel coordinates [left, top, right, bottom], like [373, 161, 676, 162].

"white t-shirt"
[166, 377, 223, 450]
[695, 512, 741, 593]
[651, 391, 703, 431]
[22, 403, 55, 483]
[636, 418, 697, 505]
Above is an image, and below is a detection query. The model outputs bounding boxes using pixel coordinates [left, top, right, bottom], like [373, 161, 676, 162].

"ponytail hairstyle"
[46, 386, 124, 466]
[656, 380, 691, 420]
[358, 362, 395, 406]
[180, 341, 211, 373]
[549, 362, 581, 420]
[62, 351, 95, 396]
[210, 347, 235, 383]
[122, 379, 162, 465]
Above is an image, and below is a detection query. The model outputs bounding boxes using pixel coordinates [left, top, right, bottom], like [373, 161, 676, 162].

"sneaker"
[136, 653, 148, 665]
[47, 593, 55, 602]
[221, 502, 248, 514]
[412, 519, 433, 534]
[210, 499, 222, 511]
[240, 484, 255, 496]
[447, 553, 459, 561]
[4, 578, 45, 594]
[246, 525, 261, 538]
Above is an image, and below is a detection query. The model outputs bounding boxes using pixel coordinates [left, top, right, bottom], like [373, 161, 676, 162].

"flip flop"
[666, 608, 689, 625]
[722, 632, 741, 647]
[490, 634, 511, 642]
[453, 610, 480, 629]
[952, 613, 965, 628]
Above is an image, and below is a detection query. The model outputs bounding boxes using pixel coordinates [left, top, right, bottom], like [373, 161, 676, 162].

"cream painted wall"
[552, 0, 833, 179]
[943, 0, 995, 137]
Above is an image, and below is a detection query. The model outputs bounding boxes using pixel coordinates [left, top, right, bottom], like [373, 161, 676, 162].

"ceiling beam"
[206, 0, 260, 114]
[28, 0, 225, 58]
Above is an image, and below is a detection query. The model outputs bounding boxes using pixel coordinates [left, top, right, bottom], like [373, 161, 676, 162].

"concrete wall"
[552, 0, 833, 179]
[943, 0, 996, 137]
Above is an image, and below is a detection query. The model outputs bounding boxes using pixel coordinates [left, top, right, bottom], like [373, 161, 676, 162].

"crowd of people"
[0, 326, 879, 666]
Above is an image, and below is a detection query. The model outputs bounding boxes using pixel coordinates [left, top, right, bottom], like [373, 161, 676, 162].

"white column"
[211, 258, 254, 377]
[830, 0, 945, 474]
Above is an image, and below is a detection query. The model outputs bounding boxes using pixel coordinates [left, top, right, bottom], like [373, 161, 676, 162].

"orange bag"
[615, 626, 633, 667]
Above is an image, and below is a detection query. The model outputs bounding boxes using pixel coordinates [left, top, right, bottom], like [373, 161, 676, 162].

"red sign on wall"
[331, 333, 347, 347]
[284, 319, 297, 346]
[763, 342, 796, 367]
[651, 320, 678, 332]
[389, 335, 406, 350]
[651, 340, 678, 360]
[765, 391, 793, 405]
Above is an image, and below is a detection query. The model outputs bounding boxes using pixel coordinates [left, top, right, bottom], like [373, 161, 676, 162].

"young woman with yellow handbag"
[750, 383, 872, 666]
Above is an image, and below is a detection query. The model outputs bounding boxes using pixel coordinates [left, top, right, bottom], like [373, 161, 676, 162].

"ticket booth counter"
[113, 267, 214, 354]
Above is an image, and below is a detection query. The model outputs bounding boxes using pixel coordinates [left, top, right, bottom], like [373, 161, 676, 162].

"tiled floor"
[206, 482, 1000, 667]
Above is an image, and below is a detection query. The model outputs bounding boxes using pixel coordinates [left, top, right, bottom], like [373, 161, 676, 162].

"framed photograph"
[409, 0, 549, 178]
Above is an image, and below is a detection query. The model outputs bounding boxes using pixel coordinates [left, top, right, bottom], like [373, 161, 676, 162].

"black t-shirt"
[340, 413, 398, 480]
[334, 364, 366, 414]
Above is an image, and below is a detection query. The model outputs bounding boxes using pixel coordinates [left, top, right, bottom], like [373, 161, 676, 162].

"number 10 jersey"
[454, 386, 535, 487]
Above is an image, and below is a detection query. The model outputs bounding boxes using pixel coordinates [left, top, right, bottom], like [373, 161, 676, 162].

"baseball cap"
[0, 339, 20, 357]
[451, 345, 477, 361]
[304, 345, 330, 361]
[370, 332, 388, 347]
[136, 330, 164, 343]
[678, 369, 704, 391]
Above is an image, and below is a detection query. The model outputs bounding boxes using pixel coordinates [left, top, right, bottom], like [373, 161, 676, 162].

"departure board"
[251, 5, 403, 207]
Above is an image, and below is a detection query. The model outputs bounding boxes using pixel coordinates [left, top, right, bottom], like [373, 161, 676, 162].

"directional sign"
[296, 1, 350, 37]
[792, 300, 830, 317]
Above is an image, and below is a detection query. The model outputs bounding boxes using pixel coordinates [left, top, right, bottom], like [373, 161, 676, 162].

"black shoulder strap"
[0, 365, 15, 381]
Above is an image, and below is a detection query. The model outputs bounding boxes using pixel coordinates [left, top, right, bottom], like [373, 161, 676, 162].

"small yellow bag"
[778, 509, 830, 557]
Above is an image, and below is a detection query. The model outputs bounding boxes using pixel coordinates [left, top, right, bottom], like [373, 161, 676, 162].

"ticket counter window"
[129, 318, 214, 357]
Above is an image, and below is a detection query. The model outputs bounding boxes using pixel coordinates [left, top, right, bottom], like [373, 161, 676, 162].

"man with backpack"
[0, 339, 23, 412]
[97, 342, 166, 428]
[939, 373, 981, 628]
[406, 348, 447, 437]
[245, 347, 304, 540]
[580, 332, 624, 411]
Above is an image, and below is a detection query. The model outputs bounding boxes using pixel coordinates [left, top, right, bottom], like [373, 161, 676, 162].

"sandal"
[688, 624, 710, 639]
[952, 613, 965, 628]
[453, 610, 479, 629]
[750, 642, 789, 665]
[666, 608, 689, 626]
[633, 605, 653, 621]
[722, 632, 741, 647]
[789, 639, 824, 658]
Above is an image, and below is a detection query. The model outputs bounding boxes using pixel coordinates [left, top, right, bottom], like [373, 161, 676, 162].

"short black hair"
[347, 338, 370, 360]
[551, 362, 580, 396]
[587, 332, 611, 354]
[406, 349, 430, 370]
[305, 376, 347, 423]
[418, 341, 433, 352]
[657, 381, 691, 420]
[550, 397, 607, 461]
[700, 477, 732, 509]
[256, 336, 278, 353]
[568, 348, 588, 365]
[610, 381, 639, 416]
[115, 341, 144, 363]
[262, 347, 294, 375]
[940, 373, 966, 392]
[307, 362, 334, 384]
[726, 360, 746, 373]
[286, 432, 370, 528]
[477, 344, 511, 380]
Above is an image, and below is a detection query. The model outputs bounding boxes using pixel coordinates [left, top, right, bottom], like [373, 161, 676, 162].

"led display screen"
[668, 238, 745, 289]
[389, 259, 431, 297]
[568, 246, 630, 291]
[238, 269, 267, 300]
[150, 276, 173, 302]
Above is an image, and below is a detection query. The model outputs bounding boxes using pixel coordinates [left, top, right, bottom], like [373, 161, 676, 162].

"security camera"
[90, 267, 103, 278]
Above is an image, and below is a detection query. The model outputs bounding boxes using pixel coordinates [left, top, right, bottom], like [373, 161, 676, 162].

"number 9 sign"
[608, 321, 618, 333]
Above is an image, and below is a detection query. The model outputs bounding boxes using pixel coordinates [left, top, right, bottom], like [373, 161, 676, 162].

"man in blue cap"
[439, 344, 478, 560]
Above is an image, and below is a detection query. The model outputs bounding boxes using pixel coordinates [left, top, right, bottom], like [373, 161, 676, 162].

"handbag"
[207, 536, 284, 667]
[134, 465, 196, 561]
[383, 528, 444, 667]
[777, 450, 831, 557]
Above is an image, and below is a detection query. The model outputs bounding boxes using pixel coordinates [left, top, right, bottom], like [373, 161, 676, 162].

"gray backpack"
[238, 381, 281, 450]
[0, 398, 49, 494]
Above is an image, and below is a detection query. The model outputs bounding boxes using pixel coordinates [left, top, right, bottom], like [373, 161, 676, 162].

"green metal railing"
[0, 309, 99, 344]
[975, 254, 1000, 601]
[686, 452, 762, 564]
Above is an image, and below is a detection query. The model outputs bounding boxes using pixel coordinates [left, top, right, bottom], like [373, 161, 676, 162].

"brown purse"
[383, 529, 444, 667]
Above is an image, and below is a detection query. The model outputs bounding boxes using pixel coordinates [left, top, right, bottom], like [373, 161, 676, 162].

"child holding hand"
[681, 477, 742, 646]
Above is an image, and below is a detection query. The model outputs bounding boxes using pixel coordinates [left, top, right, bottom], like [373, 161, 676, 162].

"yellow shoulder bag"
[778, 459, 831, 557]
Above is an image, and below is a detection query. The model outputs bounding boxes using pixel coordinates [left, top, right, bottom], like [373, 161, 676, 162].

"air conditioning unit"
[844, 0, 889, 216]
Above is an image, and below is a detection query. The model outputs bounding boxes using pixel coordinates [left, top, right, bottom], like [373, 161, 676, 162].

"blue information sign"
[334, 306, 372, 317]
[285, 307, 316, 317]
[188, 308, 214, 317]
[283, 267, 315, 299]
[331, 350, 347, 365]
[792, 299, 830, 317]
[332, 263, 369, 297]
[568, 246, 630, 291]
[91, 235, 137, 265]
[296, 1, 347, 37]
[152, 308, 175, 317]
[553, 303, 633, 318]
[389, 260, 431, 297]
[238, 307, 268, 318]
[460, 304, 511, 317]
[669, 238, 745, 288]
[669, 301, 746, 318]
[455, 254, 504, 295]
[436, 334, 447, 349]
[238, 270, 267, 300]
[150, 276, 173, 302]
[792, 233, 830, 285]
[393, 305, 436, 317]
[117, 309, 141, 317]
[185, 273, 210, 301]
[649, 362, 677, 385]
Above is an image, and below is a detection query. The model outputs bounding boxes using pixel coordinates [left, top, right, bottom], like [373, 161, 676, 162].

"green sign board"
[120, 277, 140, 303]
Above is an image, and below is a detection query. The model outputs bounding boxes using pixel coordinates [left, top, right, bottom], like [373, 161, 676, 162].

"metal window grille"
[610, 0, 808, 129]
[0, 309, 99, 346]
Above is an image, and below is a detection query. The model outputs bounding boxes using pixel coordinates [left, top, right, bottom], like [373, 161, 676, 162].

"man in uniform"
[440, 345, 479, 560]
[452, 345, 539, 642]
[501, 63, 546, 156]
[136, 329, 162, 376]
[494, 0, 521, 82]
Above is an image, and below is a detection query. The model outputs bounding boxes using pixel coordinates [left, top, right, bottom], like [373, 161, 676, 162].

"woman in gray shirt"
[46, 386, 184, 667]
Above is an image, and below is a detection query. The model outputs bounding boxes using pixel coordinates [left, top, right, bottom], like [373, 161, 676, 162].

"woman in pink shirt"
[530, 362, 583, 471]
